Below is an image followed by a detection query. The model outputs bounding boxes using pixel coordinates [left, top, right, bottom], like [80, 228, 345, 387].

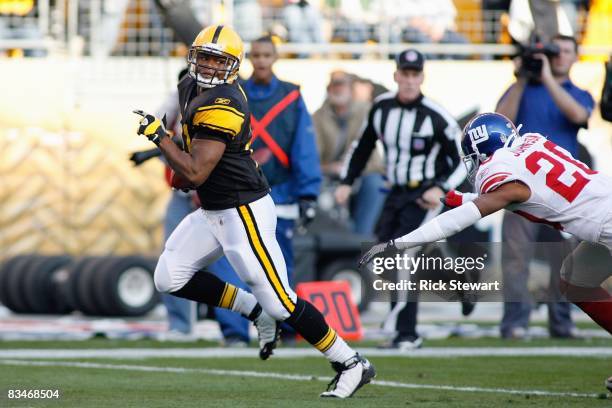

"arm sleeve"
[340, 107, 378, 185]
[394, 201, 482, 249]
[191, 98, 245, 144]
[435, 116, 466, 190]
[291, 97, 322, 198]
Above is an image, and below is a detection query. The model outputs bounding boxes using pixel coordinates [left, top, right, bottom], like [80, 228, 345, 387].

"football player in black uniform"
[134, 25, 375, 398]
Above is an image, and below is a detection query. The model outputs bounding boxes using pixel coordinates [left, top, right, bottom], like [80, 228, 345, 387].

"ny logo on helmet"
[467, 125, 489, 144]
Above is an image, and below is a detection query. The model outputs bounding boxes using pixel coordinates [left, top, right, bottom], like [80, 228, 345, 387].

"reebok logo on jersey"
[467, 125, 489, 144]
[215, 98, 231, 105]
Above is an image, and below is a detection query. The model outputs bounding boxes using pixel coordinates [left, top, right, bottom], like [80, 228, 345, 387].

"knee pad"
[258, 296, 291, 321]
[561, 242, 611, 288]
[155, 250, 199, 293]
[154, 254, 173, 293]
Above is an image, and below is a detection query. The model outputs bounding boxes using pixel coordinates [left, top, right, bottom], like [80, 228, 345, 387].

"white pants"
[154, 194, 297, 320]
[561, 214, 612, 288]
[600, 211, 612, 253]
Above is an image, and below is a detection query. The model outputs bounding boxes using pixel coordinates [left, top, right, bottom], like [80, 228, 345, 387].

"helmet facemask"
[188, 46, 240, 88]
[461, 148, 486, 185]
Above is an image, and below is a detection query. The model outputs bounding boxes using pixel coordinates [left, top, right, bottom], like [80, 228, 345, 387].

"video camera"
[517, 38, 560, 79]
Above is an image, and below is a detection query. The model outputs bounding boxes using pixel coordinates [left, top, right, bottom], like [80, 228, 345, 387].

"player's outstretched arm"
[473, 181, 530, 217]
[359, 182, 530, 266]
[359, 202, 483, 267]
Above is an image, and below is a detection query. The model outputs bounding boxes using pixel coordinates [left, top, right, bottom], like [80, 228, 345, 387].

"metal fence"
[0, 1, 608, 58]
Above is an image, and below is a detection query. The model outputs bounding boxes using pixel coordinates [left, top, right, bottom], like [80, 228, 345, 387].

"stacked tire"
[0, 255, 159, 317]
[0, 254, 73, 314]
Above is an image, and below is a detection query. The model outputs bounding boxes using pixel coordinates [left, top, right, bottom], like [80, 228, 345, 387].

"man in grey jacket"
[313, 70, 386, 235]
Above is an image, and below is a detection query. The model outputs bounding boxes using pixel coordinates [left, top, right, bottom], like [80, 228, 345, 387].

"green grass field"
[1, 338, 611, 407]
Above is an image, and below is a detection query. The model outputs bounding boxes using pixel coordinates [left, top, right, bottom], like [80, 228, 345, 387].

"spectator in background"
[508, 0, 575, 45]
[403, 0, 468, 45]
[331, 0, 372, 45]
[283, 0, 325, 54]
[495, 34, 594, 339]
[96, 0, 130, 56]
[313, 70, 386, 235]
[85, 0, 169, 57]
[209, 36, 322, 345]
[233, 0, 263, 43]
[371, 0, 468, 49]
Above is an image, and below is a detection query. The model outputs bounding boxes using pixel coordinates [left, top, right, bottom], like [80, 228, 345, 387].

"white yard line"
[0, 347, 611, 359]
[0, 359, 600, 399]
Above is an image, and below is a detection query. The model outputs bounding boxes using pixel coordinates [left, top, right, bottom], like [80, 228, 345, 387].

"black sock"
[171, 270, 231, 306]
[285, 298, 334, 348]
[247, 303, 262, 321]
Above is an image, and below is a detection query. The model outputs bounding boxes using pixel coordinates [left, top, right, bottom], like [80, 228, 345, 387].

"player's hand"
[335, 184, 352, 205]
[134, 110, 169, 146]
[441, 190, 478, 208]
[417, 186, 444, 210]
[298, 197, 317, 228]
[359, 240, 396, 268]
[533, 53, 554, 84]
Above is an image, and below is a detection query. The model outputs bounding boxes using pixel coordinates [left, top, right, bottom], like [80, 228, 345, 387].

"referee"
[335, 49, 465, 349]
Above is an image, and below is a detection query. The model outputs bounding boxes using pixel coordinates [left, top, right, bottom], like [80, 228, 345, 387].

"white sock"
[231, 289, 258, 316]
[323, 334, 356, 363]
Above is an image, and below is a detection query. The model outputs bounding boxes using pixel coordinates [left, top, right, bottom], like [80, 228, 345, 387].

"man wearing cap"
[335, 49, 465, 349]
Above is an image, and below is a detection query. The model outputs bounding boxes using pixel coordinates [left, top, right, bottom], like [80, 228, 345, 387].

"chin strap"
[395, 202, 483, 250]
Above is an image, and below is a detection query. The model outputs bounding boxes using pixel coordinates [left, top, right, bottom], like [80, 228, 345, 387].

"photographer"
[497, 35, 593, 146]
[496, 34, 595, 339]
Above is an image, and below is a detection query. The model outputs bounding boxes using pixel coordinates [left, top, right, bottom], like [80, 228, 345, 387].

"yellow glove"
[133, 110, 169, 146]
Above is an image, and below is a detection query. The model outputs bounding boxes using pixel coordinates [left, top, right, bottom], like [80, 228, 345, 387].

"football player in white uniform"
[361, 112, 612, 338]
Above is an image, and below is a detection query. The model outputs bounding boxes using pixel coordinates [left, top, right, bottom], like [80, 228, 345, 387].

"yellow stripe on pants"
[238, 205, 295, 313]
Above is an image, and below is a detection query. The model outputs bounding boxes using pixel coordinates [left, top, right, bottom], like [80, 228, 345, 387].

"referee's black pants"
[375, 187, 441, 339]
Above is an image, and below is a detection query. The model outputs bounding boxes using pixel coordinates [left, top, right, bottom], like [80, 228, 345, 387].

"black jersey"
[178, 77, 269, 210]
[342, 92, 464, 191]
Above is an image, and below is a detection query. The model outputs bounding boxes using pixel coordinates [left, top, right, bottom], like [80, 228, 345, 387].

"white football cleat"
[320, 354, 376, 398]
[252, 307, 280, 360]
[605, 376, 612, 393]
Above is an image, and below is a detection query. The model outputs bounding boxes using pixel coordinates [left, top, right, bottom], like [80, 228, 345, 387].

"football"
[170, 169, 195, 191]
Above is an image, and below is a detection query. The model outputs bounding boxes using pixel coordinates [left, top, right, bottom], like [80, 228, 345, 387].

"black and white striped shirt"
[341, 92, 465, 190]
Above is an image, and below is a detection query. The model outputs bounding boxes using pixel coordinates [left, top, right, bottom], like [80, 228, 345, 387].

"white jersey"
[475, 133, 612, 244]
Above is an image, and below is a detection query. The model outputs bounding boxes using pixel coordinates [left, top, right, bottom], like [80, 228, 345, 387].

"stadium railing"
[1, 0, 608, 59]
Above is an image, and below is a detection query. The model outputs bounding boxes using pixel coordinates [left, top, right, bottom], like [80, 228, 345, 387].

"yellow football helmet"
[188, 25, 244, 88]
